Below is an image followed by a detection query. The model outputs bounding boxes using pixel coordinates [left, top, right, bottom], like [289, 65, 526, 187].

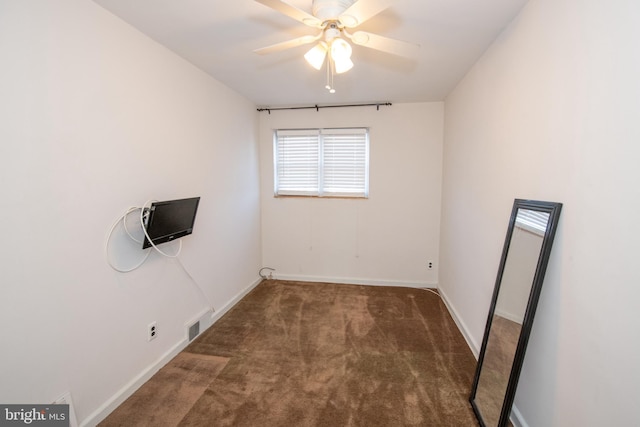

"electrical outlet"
[148, 321, 157, 341]
[427, 261, 434, 270]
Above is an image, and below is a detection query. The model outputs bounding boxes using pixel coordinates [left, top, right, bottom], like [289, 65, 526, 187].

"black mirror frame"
[470, 199, 563, 427]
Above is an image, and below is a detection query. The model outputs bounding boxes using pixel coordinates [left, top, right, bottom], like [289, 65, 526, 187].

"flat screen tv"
[142, 197, 200, 249]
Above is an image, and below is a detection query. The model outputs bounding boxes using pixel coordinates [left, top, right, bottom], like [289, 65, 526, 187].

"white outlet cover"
[148, 321, 157, 341]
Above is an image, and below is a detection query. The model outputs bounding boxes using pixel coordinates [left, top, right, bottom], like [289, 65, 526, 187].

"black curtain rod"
[257, 102, 392, 114]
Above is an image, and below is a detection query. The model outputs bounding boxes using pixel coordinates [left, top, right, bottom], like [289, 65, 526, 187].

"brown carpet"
[100, 280, 478, 426]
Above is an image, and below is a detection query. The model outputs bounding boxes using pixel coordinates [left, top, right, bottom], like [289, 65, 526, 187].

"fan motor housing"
[312, 0, 355, 21]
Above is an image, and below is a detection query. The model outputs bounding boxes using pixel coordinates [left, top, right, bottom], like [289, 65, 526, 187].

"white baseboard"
[80, 276, 262, 427]
[510, 404, 529, 427]
[437, 288, 529, 427]
[208, 277, 262, 324]
[81, 339, 187, 427]
[494, 307, 524, 324]
[274, 273, 436, 289]
[437, 286, 480, 358]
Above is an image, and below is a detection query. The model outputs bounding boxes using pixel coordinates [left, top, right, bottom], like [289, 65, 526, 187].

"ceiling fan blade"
[253, 34, 321, 55]
[255, 0, 323, 28]
[338, 0, 394, 28]
[348, 31, 420, 57]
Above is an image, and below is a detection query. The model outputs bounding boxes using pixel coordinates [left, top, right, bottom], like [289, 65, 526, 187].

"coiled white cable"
[105, 207, 151, 273]
[123, 206, 143, 244]
[259, 267, 275, 279]
[106, 200, 215, 312]
[139, 200, 213, 310]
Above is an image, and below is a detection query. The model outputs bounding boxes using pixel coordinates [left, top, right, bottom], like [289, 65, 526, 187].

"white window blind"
[274, 128, 369, 197]
[274, 129, 319, 196]
[515, 209, 550, 236]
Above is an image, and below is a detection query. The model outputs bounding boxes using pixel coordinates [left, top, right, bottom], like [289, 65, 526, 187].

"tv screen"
[142, 197, 200, 249]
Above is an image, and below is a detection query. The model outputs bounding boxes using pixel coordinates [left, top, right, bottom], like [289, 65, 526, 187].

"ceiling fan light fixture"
[330, 38, 353, 73]
[304, 42, 328, 70]
[334, 56, 353, 74]
[253, 0, 418, 92]
[331, 38, 352, 61]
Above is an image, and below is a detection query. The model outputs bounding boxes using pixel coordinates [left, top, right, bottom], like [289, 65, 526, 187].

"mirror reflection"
[470, 202, 560, 427]
[474, 209, 548, 425]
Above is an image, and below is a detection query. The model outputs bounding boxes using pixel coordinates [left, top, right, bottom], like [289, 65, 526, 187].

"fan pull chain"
[325, 55, 336, 93]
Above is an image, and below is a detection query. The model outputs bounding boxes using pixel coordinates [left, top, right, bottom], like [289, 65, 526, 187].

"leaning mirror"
[470, 199, 562, 427]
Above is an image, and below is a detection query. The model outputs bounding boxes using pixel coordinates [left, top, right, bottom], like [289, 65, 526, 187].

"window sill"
[274, 194, 368, 200]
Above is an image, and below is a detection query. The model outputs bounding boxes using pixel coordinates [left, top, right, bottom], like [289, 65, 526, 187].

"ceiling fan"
[254, 0, 419, 92]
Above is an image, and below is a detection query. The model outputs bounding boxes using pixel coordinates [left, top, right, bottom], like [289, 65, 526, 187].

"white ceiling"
[93, 0, 527, 107]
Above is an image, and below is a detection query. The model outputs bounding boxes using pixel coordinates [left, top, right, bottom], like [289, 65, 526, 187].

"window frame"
[273, 127, 370, 199]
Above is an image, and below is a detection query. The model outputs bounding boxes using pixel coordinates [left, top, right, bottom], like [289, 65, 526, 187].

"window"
[274, 128, 369, 198]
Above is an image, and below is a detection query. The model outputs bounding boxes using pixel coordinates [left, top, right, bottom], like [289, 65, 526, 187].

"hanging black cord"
[257, 102, 392, 113]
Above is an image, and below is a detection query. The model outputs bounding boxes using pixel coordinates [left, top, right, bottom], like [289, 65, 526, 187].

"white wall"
[440, 0, 640, 425]
[259, 103, 443, 287]
[0, 1, 261, 425]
